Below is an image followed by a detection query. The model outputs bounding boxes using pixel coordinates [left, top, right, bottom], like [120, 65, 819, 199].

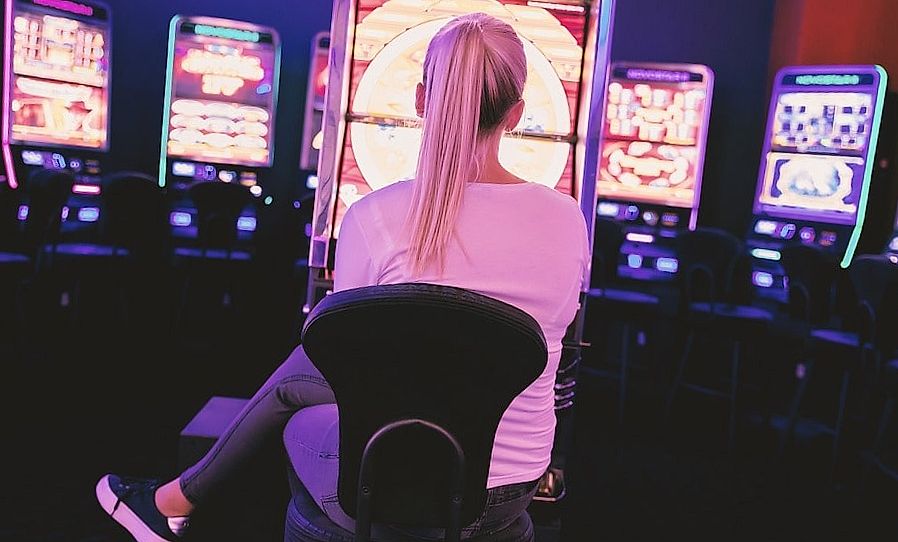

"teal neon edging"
[268, 34, 282, 166]
[158, 16, 180, 188]
[840, 65, 888, 268]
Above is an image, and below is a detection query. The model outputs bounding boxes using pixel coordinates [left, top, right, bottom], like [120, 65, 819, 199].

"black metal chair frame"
[356, 419, 465, 542]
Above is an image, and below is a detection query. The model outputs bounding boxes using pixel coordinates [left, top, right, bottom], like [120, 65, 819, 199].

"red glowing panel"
[8, 5, 109, 148]
[332, 0, 587, 235]
[165, 22, 278, 167]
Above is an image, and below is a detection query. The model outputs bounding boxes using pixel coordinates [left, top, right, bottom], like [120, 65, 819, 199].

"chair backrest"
[591, 218, 624, 288]
[676, 228, 744, 306]
[101, 172, 166, 257]
[187, 182, 252, 250]
[780, 244, 839, 326]
[301, 284, 547, 530]
[848, 255, 898, 353]
[22, 169, 74, 254]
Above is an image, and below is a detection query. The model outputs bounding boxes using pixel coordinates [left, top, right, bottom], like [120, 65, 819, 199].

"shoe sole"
[96, 475, 172, 542]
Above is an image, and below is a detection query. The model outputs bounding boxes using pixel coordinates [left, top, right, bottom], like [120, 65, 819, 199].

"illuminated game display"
[2, 0, 111, 228]
[746, 65, 888, 296]
[596, 62, 714, 280]
[308, 0, 616, 305]
[159, 15, 280, 239]
[300, 31, 329, 175]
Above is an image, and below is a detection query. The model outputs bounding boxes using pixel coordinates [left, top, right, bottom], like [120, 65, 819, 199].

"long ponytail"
[407, 13, 526, 275]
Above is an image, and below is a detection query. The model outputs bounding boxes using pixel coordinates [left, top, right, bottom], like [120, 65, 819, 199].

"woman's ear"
[505, 99, 525, 131]
[415, 82, 425, 118]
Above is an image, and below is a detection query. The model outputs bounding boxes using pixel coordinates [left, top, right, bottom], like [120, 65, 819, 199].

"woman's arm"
[333, 205, 379, 292]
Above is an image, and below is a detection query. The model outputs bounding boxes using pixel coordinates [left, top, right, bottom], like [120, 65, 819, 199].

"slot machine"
[595, 62, 714, 281]
[159, 15, 281, 244]
[307, 0, 616, 306]
[2, 0, 111, 233]
[746, 65, 888, 300]
[300, 31, 329, 185]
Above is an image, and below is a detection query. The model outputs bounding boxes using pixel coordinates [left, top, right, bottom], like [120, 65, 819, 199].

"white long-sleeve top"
[334, 180, 589, 488]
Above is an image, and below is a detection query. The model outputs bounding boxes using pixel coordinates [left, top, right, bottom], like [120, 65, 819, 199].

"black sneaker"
[96, 474, 190, 541]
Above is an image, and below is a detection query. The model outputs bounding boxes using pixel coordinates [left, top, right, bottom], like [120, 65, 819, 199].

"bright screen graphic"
[7, 0, 110, 149]
[165, 20, 278, 167]
[597, 68, 710, 209]
[332, 0, 587, 235]
[771, 92, 873, 154]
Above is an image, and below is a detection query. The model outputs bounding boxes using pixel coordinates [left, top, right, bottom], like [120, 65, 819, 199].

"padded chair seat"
[285, 480, 534, 542]
[588, 287, 658, 306]
[173, 247, 251, 261]
[46, 243, 130, 258]
[809, 329, 861, 348]
[587, 287, 660, 321]
[687, 302, 772, 337]
[0, 252, 30, 265]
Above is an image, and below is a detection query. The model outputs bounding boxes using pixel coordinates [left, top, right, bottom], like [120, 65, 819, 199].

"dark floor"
[3, 273, 898, 541]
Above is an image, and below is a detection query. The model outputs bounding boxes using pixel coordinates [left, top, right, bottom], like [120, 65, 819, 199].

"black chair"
[42, 172, 167, 319]
[864, 356, 898, 484]
[779, 255, 897, 479]
[177, 181, 254, 260]
[585, 218, 661, 424]
[283, 284, 548, 542]
[173, 182, 254, 327]
[21, 169, 75, 266]
[663, 228, 773, 450]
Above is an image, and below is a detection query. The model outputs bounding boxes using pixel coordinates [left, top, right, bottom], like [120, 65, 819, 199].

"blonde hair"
[407, 13, 527, 275]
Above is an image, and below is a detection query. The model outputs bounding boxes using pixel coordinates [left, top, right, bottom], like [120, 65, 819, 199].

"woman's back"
[335, 180, 588, 488]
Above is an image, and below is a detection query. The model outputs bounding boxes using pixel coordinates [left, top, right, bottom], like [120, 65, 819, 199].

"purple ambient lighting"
[170, 211, 192, 227]
[33, 0, 93, 16]
[77, 207, 100, 222]
[236, 216, 257, 232]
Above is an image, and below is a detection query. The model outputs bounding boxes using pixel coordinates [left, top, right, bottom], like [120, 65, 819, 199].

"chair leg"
[831, 369, 852, 481]
[862, 397, 895, 490]
[664, 330, 694, 425]
[618, 323, 630, 426]
[729, 341, 741, 452]
[779, 359, 815, 458]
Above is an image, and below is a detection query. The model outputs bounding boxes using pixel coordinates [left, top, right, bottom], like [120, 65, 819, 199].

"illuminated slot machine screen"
[320, 0, 592, 239]
[160, 16, 280, 189]
[752, 66, 887, 265]
[597, 63, 713, 226]
[300, 31, 329, 173]
[3, 0, 110, 156]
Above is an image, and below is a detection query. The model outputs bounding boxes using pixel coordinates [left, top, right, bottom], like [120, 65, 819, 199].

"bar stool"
[173, 182, 253, 327]
[585, 218, 661, 424]
[779, 255, 897, 479]
[284, 284, 547, 542]
[663, 228, 773, 450]
[47, 172, 166, 318]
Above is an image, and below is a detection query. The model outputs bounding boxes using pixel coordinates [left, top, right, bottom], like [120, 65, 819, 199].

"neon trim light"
[841, 65, 887, 268]
[33, 0, 93, 16]
[158, 17, 179, 187]
[750, 248, 781, 261]
[794, 74, 860, 86]
[194, 24, 259, 43]
[2, 0, 18, 188]
[72, 184, 101, 195]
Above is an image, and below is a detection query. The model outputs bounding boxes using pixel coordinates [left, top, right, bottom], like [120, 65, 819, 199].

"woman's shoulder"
[346, 180, 413, 217]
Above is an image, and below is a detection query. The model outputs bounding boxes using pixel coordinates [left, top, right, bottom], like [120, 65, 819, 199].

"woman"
[97, 13, 588, 541]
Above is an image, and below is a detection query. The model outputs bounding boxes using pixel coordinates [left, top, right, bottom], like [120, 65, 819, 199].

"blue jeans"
[181, 345, 538, 537]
